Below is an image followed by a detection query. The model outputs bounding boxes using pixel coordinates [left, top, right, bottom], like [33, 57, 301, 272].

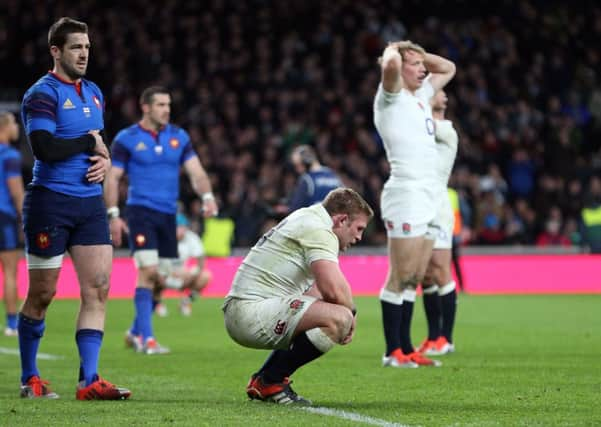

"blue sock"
[134, 288, 153, 341]
[76, 329, 103, 386]
[129, 318, 139, 336]
[18, 313, 45, 384]
[7, 313, 18, 329]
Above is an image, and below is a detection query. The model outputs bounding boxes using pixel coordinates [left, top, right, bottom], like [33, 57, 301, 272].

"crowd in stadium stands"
[2, 0, 601, 250]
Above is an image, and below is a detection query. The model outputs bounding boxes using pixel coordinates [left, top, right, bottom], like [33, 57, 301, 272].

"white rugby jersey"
[227, 204, 339, 300]
[434, 119, 459, 188]
[373, 80, 438, 189]
[172, 229, 204, 272]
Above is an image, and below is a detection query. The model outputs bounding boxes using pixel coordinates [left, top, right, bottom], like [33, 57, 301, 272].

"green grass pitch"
[1, 294, 600, 426]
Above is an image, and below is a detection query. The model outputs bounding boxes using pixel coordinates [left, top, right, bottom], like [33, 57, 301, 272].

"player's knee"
[399, 275, 419, 290]
[91, 272, 110, 289]
[329, 306, 353, 342]
[31, 287, 56, 309]
[423, 269, 437, 286]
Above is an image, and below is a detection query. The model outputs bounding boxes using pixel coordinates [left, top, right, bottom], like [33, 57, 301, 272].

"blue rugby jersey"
[288, 167, 343, 211]
[21, 72, 105, 197]
[0, 144, 21, 217]
[111, 123, 196, 214]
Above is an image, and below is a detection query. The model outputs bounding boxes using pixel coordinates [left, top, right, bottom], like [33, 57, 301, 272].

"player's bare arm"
[424, 53, 456, 92]
[7, 176, 24, 220]
[310, 259, 355, 312]
[380, 42, 404, 92]
[183, 156, 218, 217]
[104, 165, 128, 246]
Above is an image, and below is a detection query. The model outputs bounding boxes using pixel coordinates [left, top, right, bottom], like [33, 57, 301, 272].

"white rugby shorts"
[223, 294, 317, 350]
[381, 185, 436, 239]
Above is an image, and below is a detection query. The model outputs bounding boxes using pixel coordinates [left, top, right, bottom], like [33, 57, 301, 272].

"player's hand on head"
[87, 155, 111, 183]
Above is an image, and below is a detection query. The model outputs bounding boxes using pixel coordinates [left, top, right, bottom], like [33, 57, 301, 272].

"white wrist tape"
[107, 206, 120, 219]
[201, 192, 215, 202]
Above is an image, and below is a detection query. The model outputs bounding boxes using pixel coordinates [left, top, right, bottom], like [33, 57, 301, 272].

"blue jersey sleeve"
[111, 140, 130, 169]
[22, 88, 58, 134]
[180, 130, 196, 165]
[3, 155, 21, 179]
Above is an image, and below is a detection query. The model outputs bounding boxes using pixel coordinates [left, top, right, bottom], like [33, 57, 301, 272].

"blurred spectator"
[2, 0, 600, 247]
[536, 206, 571, 247]
[581, 176, 601, 253]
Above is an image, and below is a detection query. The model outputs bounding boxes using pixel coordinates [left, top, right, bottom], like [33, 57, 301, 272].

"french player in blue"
[286, 145, 343, 212]
[0, 112, 24, 337]
[19, 17, 130, 400]
[105, 86, 218, 355]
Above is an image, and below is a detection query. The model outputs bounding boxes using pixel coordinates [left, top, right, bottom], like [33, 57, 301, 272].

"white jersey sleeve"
[434, 119, 459, 187]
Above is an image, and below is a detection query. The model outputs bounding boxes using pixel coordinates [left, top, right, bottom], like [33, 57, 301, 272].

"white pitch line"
[301, 406, 411, 427]
[0, 346, 64, 360]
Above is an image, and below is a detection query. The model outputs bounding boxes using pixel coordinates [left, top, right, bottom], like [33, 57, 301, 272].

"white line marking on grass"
[301, 406, 411, 427]
[0, 346, 64, 360]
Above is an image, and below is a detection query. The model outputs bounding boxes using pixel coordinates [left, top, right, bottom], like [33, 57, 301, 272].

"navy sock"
[440, 288, 457, 343]
[18, 313, 45, 384]
[7, 313, 18, 329]
[399, 298, 415, 355]
[423, 288, 442, 340]
[259, 332, 323, 384]
[134, 288, 154, 341]
[76, 329, 104, 386]
[381, 300, 403, 356]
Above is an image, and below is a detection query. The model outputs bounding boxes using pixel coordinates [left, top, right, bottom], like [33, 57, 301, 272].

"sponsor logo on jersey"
[63, 98, 75, 109]
[135, 234, 146, 247]
[83, 106, 91, 118]
[135, 142, 147, 151]
[289, 299, 305, 310]
[93, 96, 101, 109]
[36, 232, 50, 249]
[273, 320, 287, 335]
[169, 138, 179, 149]
[402, 222, 411, 234]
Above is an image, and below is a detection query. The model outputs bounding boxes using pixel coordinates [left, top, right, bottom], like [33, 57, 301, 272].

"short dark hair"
[291, 145, 317, 167]
[48, 17, 88, 49]
[323, 188, 374, 220]
[140, 86, 170, 106]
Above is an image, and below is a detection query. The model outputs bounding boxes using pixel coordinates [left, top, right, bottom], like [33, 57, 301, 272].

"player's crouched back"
[223, 188, 373, 405]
